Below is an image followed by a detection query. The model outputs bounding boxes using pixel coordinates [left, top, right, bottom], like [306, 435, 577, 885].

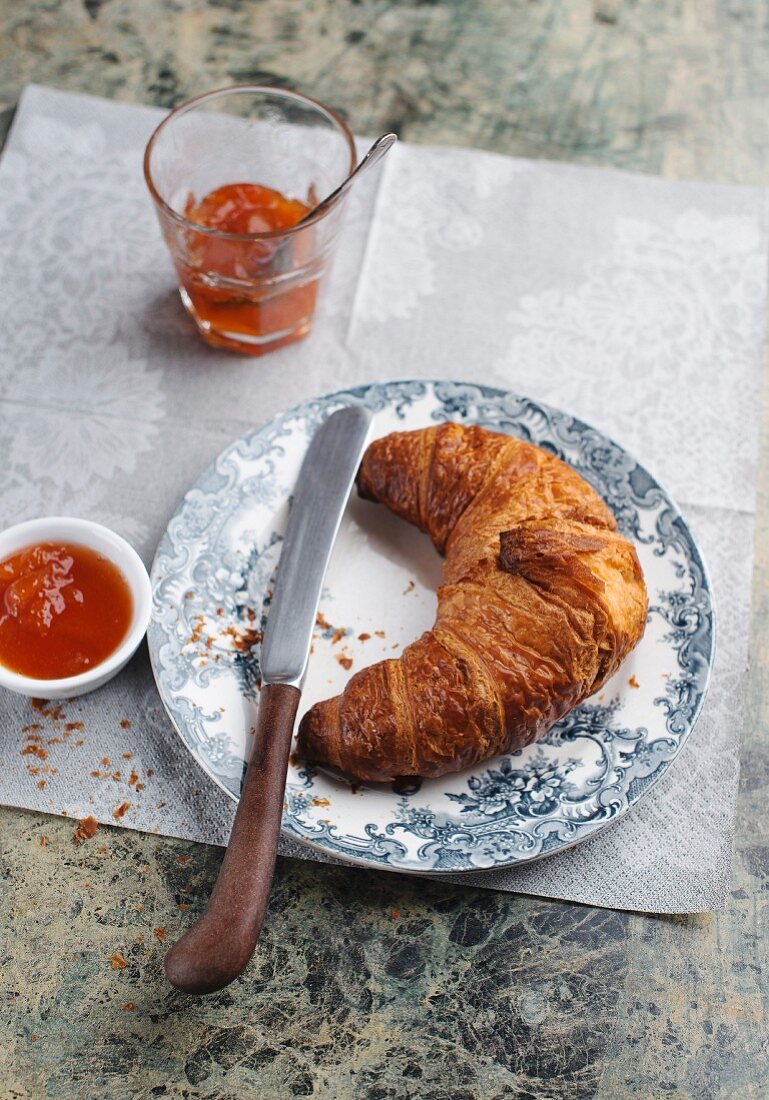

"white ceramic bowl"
[0, 517, 152, 699]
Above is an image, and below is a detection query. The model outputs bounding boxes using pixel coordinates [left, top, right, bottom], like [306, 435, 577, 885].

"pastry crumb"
[73, 816, 99, 844]
[21, 745, 47, 761]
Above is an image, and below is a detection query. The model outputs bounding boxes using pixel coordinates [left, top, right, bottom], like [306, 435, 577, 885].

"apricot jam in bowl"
[0, 518, 152, 700]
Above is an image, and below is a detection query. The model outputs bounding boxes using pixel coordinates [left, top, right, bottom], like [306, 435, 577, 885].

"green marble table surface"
[1, 2, 768, 1097]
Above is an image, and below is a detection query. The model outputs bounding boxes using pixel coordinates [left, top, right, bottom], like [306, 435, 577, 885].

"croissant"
[297, 422, 648, 782]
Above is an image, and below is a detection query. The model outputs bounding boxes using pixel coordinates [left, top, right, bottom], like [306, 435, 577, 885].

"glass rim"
[143, 84, 358, 242]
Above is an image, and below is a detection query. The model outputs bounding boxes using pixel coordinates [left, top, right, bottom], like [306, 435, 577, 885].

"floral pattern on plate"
[148, 380, 714, 873]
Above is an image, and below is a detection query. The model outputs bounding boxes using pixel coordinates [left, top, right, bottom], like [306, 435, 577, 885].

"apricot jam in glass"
[0, 543, 133, 679]
[178, 183, 319, 353]
[144, 86, 356, 356]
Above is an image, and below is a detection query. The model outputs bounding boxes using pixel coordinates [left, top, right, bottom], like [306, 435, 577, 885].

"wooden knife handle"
[164, 681, 301, 994]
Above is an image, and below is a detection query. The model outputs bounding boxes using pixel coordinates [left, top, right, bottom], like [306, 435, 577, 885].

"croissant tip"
[498, 528, 521, 573]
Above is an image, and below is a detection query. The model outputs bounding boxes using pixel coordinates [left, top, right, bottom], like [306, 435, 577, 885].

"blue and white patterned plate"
[148, 380, 714, 873]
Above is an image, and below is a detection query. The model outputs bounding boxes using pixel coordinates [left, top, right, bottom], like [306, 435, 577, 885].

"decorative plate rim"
[148, 378, 716, 874]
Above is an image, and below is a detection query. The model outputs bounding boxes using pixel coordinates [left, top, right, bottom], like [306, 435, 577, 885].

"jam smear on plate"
[0, 543, 133, 679]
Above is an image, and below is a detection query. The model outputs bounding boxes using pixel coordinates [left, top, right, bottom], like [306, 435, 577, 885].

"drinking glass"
[144, 86, 356, 355]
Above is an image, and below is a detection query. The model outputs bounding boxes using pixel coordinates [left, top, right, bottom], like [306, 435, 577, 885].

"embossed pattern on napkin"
[0, 84, 766, 912]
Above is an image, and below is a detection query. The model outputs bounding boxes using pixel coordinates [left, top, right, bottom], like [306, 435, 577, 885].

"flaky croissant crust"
[297, 423, 648, 781]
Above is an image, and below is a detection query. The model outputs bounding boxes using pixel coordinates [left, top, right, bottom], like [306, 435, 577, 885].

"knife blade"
[260, 404, 373, 686]
[164, 404, 372, 995]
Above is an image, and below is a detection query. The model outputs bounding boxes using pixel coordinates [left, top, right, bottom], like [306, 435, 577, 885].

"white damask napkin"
[0, 84, 766, 912]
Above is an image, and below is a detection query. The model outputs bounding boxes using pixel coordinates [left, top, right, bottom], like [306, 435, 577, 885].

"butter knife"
[164, 405, 373, 994]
